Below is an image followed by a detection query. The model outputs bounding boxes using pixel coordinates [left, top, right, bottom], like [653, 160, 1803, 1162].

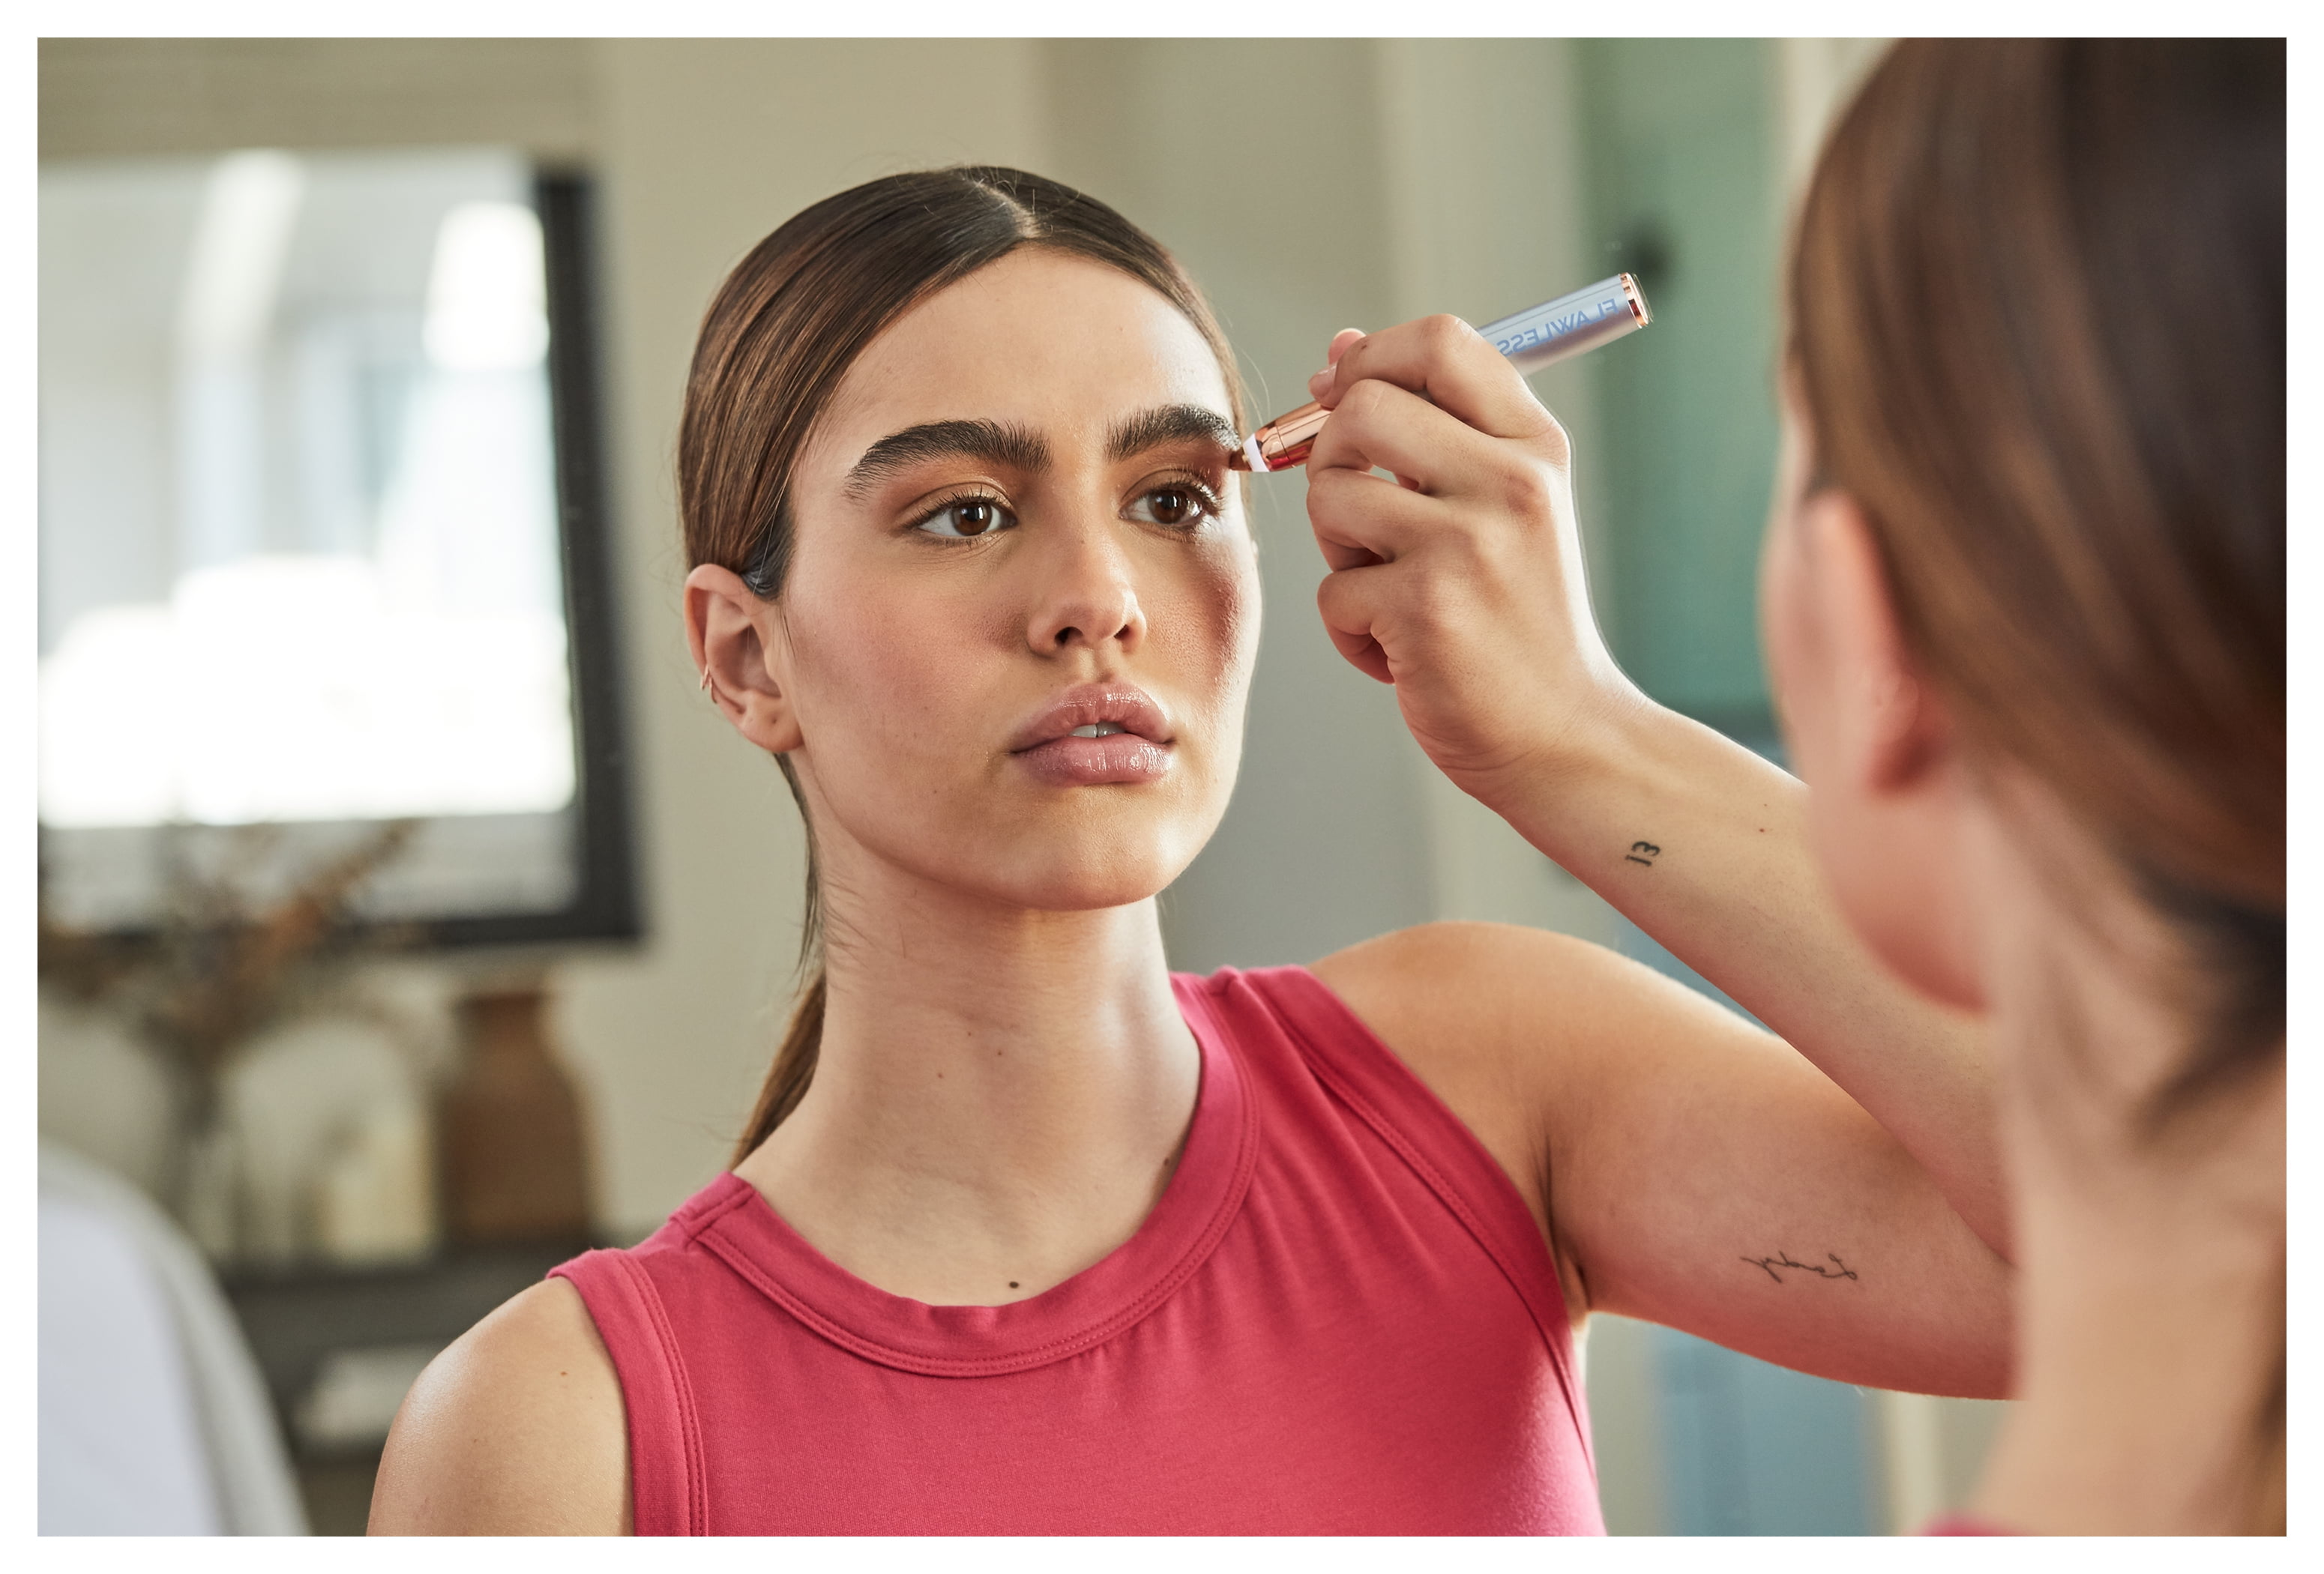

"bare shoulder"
[369, 1276, 629, 1535]
[1316, 917, 1687, 1032]
[1305, 925, 1608, 1216]
[1309, 923, 1762, 1297]
[1313, 920, 1734, 1085]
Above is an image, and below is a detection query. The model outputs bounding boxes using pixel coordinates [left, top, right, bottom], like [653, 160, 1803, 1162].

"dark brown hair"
[677, 166, 1242, 1164]
[1792, 38, 2284, 1525]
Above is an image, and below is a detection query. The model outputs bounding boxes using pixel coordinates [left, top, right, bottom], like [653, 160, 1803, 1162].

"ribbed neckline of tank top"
[671, 992, 1259, 1378]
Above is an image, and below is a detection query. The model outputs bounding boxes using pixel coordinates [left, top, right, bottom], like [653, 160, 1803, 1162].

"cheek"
[1760, 513, 1825, 770]
[1762, 516, 1883, 956]
[1792, 718, 1942, 1001]
[780, 561, 992, 765]
[1148, 538, 1261, 746]
[1818, 802, 1985, 1013]
[1188, 538, 1262, 680]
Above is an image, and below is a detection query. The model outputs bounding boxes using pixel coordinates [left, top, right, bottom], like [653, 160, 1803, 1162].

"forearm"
[1292, 319, 2008, 1256]
[1482, 695, 2011, 1258]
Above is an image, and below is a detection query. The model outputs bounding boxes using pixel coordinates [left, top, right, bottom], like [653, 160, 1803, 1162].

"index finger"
[1316, 313, 1558, 446]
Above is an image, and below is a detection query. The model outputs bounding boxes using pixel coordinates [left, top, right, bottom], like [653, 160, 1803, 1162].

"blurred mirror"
[39, 145, 635, 940]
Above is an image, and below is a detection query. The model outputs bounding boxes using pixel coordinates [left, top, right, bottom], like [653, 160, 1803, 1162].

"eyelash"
[906, 477, 1225, 541]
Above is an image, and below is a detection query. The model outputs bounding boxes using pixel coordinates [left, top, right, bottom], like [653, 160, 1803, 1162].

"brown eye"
[917, 497, 1015, 539]
[1125, 483, 1215, 530]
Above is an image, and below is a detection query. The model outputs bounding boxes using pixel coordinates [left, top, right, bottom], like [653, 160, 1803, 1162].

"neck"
[1976, 1075, 2285, 1534]
[1964, 810, 2285, 1534]
[733, 845, 1200, 1307]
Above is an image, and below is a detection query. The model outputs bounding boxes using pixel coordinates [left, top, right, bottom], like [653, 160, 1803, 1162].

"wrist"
[1455, 669, 1659, 824]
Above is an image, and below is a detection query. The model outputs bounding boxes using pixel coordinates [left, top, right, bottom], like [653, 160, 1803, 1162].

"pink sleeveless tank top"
[550, 965, 1604, 1534]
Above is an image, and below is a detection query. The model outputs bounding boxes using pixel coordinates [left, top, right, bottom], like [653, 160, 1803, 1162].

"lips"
[1008, 684, 1175, 788]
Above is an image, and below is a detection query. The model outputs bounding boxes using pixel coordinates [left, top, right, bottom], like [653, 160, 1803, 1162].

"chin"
[979, 820, 1205, 913]
[840, 789, 1208, 914]
[1002, 866, 1175, 914]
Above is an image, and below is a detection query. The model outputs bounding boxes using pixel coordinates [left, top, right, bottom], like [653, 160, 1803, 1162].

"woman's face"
[760, 248, 1259, 914]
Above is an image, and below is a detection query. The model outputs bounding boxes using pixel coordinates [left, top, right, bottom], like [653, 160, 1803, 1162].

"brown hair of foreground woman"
[1790, 37, 2284, 1533]
[676, 167, 1244, 1160]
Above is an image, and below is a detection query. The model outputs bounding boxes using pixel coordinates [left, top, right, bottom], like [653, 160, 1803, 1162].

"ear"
[1808, 490, 1955, 800]
[684, 564, 804, 756]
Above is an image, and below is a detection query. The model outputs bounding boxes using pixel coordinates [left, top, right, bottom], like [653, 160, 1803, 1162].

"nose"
[1025, 516, 1146, 657]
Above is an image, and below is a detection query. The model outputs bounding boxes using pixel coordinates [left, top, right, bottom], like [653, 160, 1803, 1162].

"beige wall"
[38, 39, 599, 162]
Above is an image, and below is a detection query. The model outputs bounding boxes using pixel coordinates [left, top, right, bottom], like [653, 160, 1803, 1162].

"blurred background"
[36, 36, 2005, 1536]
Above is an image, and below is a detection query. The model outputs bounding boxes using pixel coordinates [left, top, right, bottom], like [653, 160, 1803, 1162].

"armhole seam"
[553, 1252, 710, 1535]
[610, 1252, 710, 1536]
[1240, 967, 1598, 1480]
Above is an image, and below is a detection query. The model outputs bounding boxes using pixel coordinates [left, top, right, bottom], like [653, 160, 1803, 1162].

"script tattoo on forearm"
[1625, 840, 1661, 867]
[1741, 1250, 1860, 1285]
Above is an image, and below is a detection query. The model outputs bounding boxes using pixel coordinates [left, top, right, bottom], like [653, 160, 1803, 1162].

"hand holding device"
[1230, 275, 1648, 473]
[1295, 307, 1646, 812]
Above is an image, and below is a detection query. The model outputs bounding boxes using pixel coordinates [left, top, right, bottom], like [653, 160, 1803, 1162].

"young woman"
[371, 166, 2011, 1535]
[1299, 40, 2284, 1534]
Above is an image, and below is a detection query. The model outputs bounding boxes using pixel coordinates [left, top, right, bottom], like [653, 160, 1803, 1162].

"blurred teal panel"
[1578, 39, 1781, 737]
[1650, 1323, 1879, 1535]
[1561, 44, 1887, 1537]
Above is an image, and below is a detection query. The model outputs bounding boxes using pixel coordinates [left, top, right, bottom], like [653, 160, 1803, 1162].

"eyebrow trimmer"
[1228, 272, 1653, 473]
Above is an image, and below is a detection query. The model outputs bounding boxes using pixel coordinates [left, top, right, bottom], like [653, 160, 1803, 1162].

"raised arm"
[1316, 922, 2009, 1398]
[1297, 316, 2006, 1260]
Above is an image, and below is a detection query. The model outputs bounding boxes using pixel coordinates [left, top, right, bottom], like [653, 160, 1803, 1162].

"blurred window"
[39, 148, 633, 939]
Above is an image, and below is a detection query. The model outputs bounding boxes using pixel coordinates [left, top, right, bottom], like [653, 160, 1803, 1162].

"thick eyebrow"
[843, 419, 1051, 498]
[1106, 403, 1238, 463]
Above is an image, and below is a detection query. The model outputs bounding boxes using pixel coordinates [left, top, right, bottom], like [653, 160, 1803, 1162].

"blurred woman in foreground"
[1305, 37, 2284, 1532]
